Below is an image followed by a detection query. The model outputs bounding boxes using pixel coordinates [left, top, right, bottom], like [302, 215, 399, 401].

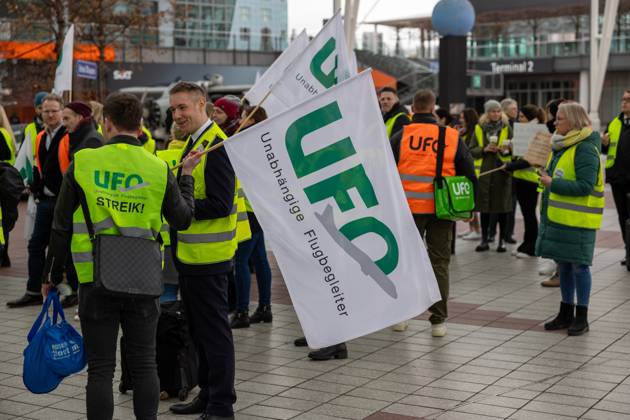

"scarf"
[482, 120, 503, 138]
[551, 127, 593, 151]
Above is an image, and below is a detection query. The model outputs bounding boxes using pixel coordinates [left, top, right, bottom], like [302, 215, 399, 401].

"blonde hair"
[0, 105, 16, 152]
[557, 102, 591, 130]
[89, 101, 104, 126]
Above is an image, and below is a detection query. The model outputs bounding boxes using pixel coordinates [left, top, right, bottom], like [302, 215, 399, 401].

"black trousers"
[514, 178, 539, 256]
[179, 273, 236, 417]
[611, 182, 630, 247]
[79, 284, 160, 420]
[481, 213, 508, 243]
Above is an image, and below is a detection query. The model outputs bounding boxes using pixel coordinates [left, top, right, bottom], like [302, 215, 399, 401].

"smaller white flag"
[53, 24, 75, 94]
[245, 30, 309, 116]
[271, 12, 356, 110]
[14, 132, 34, 185]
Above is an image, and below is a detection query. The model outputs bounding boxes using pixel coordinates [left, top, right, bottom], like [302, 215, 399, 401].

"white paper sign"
[225, 70, 440, 348]
[512, 122, 549, 157]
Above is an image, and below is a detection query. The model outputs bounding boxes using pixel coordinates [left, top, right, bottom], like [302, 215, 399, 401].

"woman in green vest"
[457, 108, 481, 241]
[469, 100, 513, 253]
[537, 102, 604, 336]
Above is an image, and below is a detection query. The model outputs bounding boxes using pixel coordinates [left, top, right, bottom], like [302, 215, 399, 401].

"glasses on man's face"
[42, 109, 61, 114]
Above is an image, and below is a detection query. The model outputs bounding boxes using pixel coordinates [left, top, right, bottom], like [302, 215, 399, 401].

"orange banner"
[0, 41, 115, 61]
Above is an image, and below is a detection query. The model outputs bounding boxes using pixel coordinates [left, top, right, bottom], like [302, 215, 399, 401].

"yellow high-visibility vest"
[474, 124, 511, 176]
[71, 142, 168, 283]
[175, 122, 240, 265]
[546, 143, 604, 230]
[605, 117, 622, 169]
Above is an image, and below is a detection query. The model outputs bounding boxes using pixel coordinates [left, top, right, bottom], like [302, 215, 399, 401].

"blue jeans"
[557, 262, 592, 306]
[234, 231, 272, 312]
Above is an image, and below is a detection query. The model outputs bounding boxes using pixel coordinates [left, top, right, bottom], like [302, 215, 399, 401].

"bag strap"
[434, 125, 447, 186]
[50, 290, 66, 324]
[77, 188, 96, 240]
[27, 291, 54, 343]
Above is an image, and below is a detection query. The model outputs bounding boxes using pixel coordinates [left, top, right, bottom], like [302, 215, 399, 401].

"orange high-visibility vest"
[397, 123, 459, 214]
[35, 130, 71, 174]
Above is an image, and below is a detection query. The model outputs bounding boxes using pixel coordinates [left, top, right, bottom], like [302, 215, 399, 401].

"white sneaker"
[457, 230, 471, 238]
[539, 259, 556, 276]
[431, 323, 447, 337]
[511, 249, 518, 256]
[462, 231, 482, 241]
[516, 252, 534, 259]
[392, 321, 408, 332]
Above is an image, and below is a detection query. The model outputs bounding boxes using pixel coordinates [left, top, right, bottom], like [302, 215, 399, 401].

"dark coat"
[536, 131, 601, 266]
[68, 119, 104, 161]
[469, 114, 513, 213]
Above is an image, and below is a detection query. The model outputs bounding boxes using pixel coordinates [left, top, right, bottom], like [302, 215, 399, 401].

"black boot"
[249, 305, 272, 324]
[475, 242, 490, 252]
[568, 305, 589, 336]
[496, 240, 506, 253]
[544, 302, 575, 330]
[230, 311, 250, 329]
[170, 396, 206, 414]
[308, 343, 348, 361]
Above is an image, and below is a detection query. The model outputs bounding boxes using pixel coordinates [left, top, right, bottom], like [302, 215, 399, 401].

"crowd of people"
[0, 84, 628, 419]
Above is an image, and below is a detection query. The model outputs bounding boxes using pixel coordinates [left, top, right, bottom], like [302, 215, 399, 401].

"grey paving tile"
[236, 381, 289, 396]
[309, 403, 376, 419]
[0, 399, 40, 416]
[379, 403, 442, 418]
[279, 387, 338, 404]
[509, 409, 579, 420]
[328, 395, 389, 411]
[260, 396, 320, 412]
[240, 404, 303, 419]
[582, 409, 630, 420]
[23, 408, 85, 420]
[452, 402, 517, 418]
[522, 400, 588, 417]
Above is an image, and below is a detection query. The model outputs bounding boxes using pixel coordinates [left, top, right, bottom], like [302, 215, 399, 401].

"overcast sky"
[287, 0, 439, 36]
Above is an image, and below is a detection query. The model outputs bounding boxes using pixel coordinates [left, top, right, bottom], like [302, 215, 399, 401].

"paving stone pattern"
[1, 192, 630, 419]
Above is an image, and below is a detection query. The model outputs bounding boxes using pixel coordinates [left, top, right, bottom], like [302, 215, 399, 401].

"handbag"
[23, 290, 86, 394]
[434, 125, 475, 221]
[79, 191, 164, 298]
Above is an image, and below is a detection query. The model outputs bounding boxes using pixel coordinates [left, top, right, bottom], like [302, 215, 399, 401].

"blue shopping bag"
[23, 290, 86, 393]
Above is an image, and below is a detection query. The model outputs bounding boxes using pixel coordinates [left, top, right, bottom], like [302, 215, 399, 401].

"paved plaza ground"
[1, 193, 630, 420]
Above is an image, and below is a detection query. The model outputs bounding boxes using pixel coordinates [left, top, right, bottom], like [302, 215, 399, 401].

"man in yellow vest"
[41, 92, 201, 420]
[379, 86, 410, 139]
[167, 82, 239, 420]
[602, 89, 630, 266]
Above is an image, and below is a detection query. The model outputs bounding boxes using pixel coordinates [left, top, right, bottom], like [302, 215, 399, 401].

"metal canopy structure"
[364, 0, 630, 28]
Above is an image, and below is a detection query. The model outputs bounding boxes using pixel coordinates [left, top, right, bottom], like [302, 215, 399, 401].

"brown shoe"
[541, 273, 560, 287]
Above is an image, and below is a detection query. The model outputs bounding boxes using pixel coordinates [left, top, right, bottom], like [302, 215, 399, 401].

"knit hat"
[65, 101, 92, 118]
[34, 91, 48, 107]
[213, 97, 240, 121]
[484, 100, 501, 113]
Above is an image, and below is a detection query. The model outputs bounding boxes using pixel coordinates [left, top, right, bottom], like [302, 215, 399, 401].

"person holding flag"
[167, 81, 239, 420]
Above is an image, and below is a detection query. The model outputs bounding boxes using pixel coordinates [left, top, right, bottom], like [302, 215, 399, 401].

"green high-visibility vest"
[142, 126, 156, 154]
[71, 142, 169, 284]
[0, 127, 15, 165]
[547, 143, 604, 230]
[236, 180, 251, 243]
[156, 148, 184, 247]
[474, 124, 511, 176]
[513, 166, 541, 184]
[605, 117, 622, 169]
[175, 122, 240, 265]
[0, 204, 5, 247]
[385, 112, 408, 138]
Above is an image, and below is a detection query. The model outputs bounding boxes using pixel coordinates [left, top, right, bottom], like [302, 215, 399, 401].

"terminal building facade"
[364, 0, 630, 124]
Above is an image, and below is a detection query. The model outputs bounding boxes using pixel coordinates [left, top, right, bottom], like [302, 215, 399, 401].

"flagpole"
[171, 89, 273, 171]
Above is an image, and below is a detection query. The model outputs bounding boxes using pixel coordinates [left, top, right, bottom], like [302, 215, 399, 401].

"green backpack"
[434, 126, 475, 221]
